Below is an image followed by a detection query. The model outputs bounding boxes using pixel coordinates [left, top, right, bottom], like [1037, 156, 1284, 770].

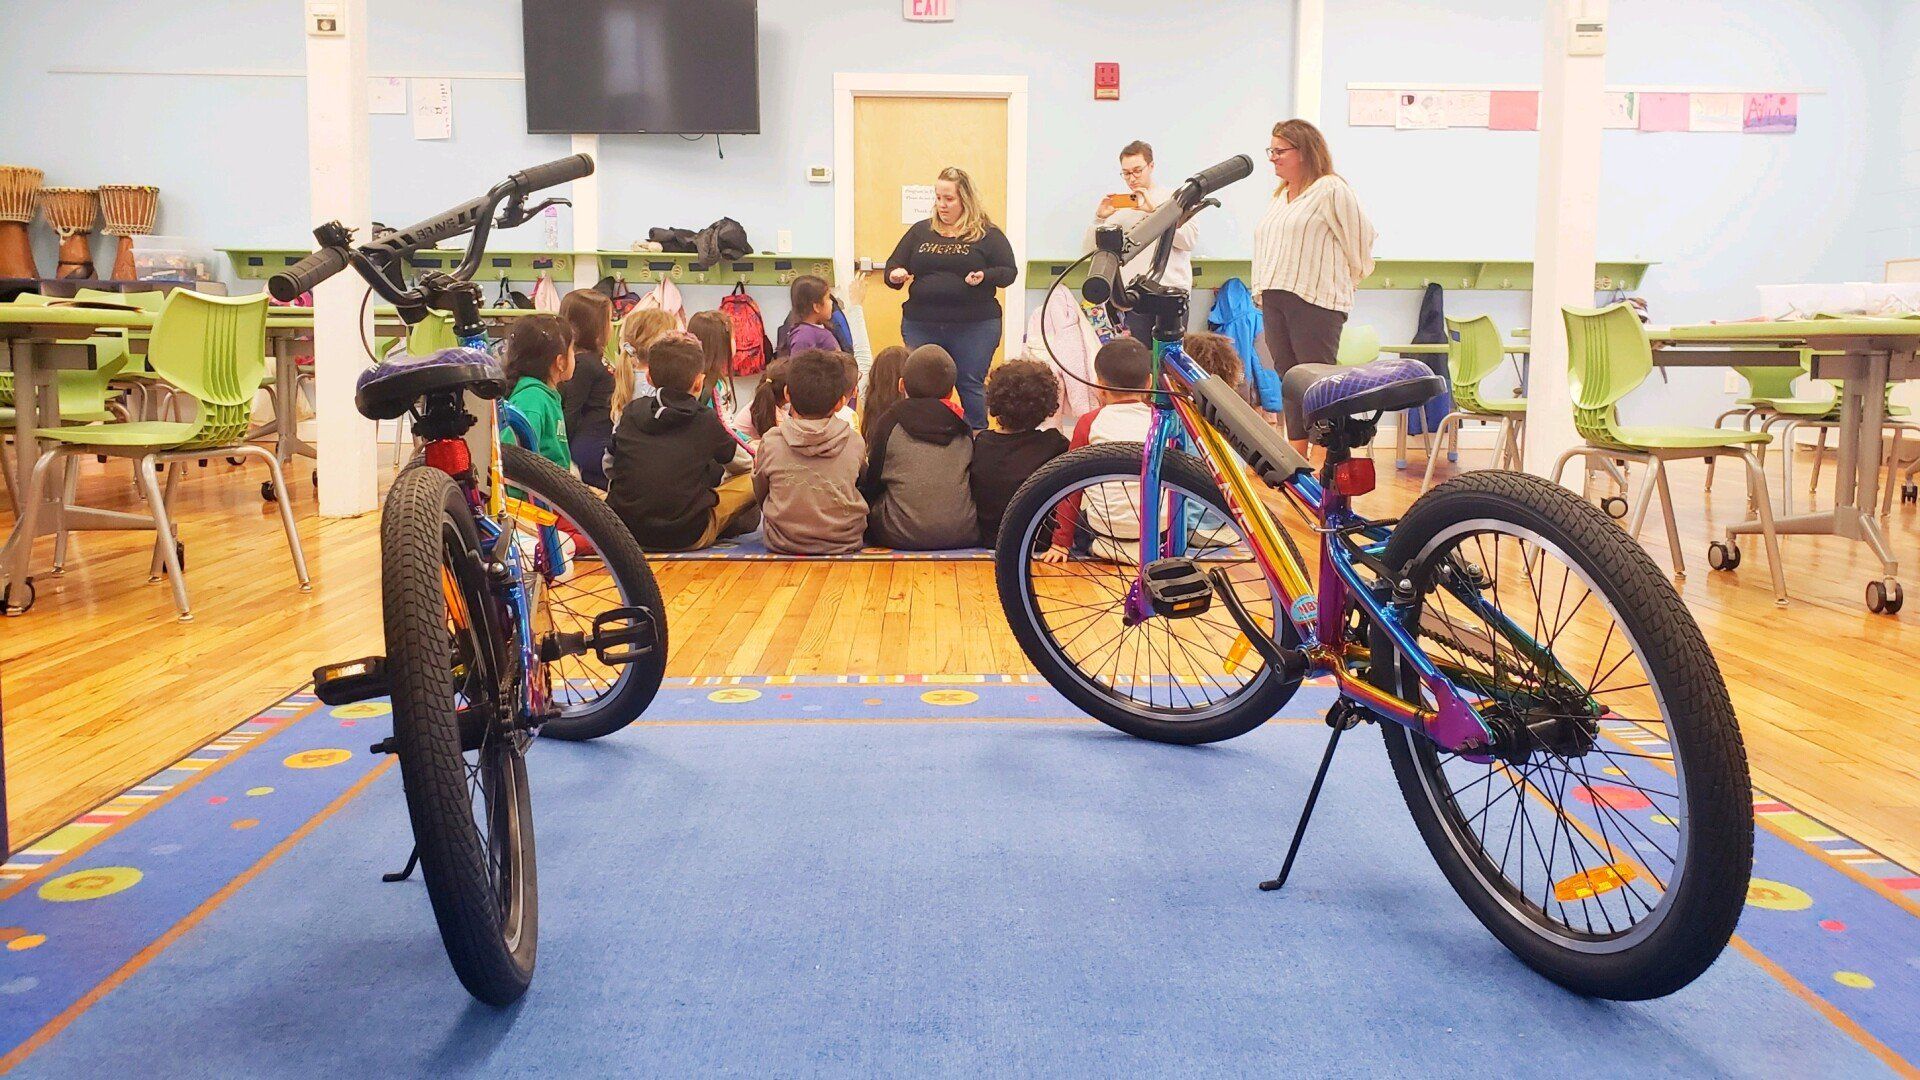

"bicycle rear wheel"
[995, 443, 1303, 744]
[1370, 471, 1752, 999]
[383, 466, 537, 1006]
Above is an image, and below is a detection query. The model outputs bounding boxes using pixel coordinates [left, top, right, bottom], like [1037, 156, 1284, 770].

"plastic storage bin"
[132, 235, 218, 282]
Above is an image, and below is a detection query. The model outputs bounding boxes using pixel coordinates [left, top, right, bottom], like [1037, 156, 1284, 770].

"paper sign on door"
[901, 184, 935, 224]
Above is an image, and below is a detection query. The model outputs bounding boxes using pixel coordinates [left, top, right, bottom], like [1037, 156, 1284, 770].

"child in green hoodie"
[503, 314, 577, 472]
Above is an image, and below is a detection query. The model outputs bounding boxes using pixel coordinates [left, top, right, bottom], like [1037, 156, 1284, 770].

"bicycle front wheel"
[994, 443, 1303, 744]
[383, 465, 538, 1006]
[1370, 471, 1752, 1000]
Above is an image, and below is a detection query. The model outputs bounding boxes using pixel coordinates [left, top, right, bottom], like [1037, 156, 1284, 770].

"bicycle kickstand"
[383, 845, 421, 883]
[1259, 703, 1363, 892]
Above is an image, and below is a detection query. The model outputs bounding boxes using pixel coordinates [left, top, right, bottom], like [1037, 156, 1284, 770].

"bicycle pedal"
[1144, 558, 1213, 619]
[314, 656, 390, 706]
[370, 737, 398, 755]
[586, 605, 659, 665]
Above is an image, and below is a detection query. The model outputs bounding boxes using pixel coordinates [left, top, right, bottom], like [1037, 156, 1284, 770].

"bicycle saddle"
[355, 347, 510, 421]
[1287, 358, 1446, 430]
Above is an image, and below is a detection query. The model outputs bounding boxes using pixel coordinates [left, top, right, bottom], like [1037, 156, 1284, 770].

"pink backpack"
[719, 283, 772, 376]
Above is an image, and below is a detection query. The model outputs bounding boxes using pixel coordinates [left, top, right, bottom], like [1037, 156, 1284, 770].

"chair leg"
[1778, 420, 1800, 517]
[1809, 426, 1828, 502]
[1550, 447, 1581, 488]
[1706, 407, 1749, 493]
[0, 441, 15, 511]
[234, 444, 311, 592]
[51, 457, 80, 573]
[1625, 459, 1661, 539]
[147, 461, 183, 581]
[1880, 426, 1905, 517]
[134, 454, 193, 620]
[1652, 458, 1685, 576]
[1738, 449, 1788, 606]
[1420, 413, 1462, 493]
[5, 449, 67, 609]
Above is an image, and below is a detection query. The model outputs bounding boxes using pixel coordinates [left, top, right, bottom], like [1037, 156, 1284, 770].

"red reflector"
[424, 439, 471, 477]
[1333, 458, 1376, 496]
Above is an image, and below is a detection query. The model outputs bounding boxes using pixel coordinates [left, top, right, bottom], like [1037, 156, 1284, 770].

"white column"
[1523, 0, 1609, 478]
[1292, 0, 1325, 124]
[570, 133, 601, 291]
[304, 0, 377, 517]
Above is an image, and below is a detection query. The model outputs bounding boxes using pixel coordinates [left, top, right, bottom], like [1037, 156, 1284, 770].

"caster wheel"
[261, 480, 276, 502]
[1903, 483, 1917, 505]
[227, 456, 245, 467]
[1, 577, 35, 614]
[1706, 541, 1740, 571]
[1600, 495, 1629, 519]
[1867, 580, 1903, 615]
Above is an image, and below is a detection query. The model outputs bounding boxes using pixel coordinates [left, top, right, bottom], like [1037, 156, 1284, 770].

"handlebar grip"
[267, 246, 350, 302]
[1082, 250, 1123, 307]
[511, 153, 594, 194]
[1183, 154, 1254, 200]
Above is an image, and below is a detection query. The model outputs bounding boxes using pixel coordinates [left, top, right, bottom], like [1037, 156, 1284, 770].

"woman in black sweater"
[884, 166, 1018, 429]
[557, 289, 617, 489]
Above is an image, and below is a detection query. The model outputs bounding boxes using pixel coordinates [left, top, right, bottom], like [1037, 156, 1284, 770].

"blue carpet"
[0, 680, 1913, 1077]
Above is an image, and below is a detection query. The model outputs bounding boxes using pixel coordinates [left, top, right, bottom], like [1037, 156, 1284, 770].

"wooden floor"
[4, 444, 1918, 875]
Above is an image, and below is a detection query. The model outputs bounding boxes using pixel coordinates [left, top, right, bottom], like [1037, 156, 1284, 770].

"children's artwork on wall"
[1688, 92, 1745, 132]
[1348, 89, 1397, 127]
[1487, 91, 1539, 131]
[1743, 93, 1798, 134]
[1443, 90, 1491, 128]
[1395, 91, 1449, 130]
[1603, 91, 1639, 129]
[1638, 92, 1690, 132]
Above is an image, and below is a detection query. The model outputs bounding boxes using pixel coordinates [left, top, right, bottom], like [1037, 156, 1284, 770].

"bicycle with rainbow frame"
[997, 154, 1753, 999]
[271, 155, 668, 1006]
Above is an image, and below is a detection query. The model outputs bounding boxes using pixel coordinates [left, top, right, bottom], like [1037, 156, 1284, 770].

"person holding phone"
[884, 166, 1019, 429]
[1087, 140, 1197, 342]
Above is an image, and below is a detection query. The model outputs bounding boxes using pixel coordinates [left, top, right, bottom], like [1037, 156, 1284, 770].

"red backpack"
[719, 283, 772, 376]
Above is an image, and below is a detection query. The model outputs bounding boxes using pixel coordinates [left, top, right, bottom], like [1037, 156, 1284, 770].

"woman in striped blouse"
[1251, 118, 1377, 453]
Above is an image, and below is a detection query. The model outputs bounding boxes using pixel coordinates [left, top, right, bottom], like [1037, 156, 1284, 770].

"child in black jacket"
[605, 335, 760, 551]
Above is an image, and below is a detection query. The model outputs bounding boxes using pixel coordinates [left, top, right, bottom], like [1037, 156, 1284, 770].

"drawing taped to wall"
[1743, 93, 1798, 134]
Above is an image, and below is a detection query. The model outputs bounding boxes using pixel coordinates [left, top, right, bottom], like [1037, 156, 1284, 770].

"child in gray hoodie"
[859, 345, 979, 549]
[753, 349, 869, 555]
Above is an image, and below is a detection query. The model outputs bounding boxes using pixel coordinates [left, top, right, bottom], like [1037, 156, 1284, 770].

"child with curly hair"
[970, 360, 1068, 543]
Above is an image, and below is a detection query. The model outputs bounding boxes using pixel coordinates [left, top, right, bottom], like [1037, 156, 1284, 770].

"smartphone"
[1105, 192, 1141, 210]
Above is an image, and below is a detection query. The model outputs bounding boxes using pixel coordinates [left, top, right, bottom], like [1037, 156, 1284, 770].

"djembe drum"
[0, 165, 42, 279]
[98, 185, 159, 280]
[39, 186, 99, 279]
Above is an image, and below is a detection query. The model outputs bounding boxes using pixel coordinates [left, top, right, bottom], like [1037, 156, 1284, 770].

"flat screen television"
[521, 0, 760, 135]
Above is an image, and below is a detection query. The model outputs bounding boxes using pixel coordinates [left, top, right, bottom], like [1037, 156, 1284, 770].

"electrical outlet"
[1722, 370, 1741, 394]
[776, 229, 793, 254]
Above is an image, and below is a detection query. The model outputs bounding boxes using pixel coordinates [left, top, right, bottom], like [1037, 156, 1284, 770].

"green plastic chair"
[1554, 303, 1786, 603]
[6, 291, 309, 620]
[1421, 315, 1528, 492]
[1335, 324, 1380, 366]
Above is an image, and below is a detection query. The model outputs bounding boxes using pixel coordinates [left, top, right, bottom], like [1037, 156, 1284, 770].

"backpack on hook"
[719, 282, 771, 376]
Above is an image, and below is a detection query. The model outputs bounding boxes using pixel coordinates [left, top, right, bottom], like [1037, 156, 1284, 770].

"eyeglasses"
[1120, 165, 1149, 179]
[1266, 146, 1297, 160]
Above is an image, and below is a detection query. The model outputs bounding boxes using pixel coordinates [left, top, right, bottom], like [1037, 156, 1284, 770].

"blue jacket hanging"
[1208, 278, 1283, 411]
[1402, 282, 1455, 436]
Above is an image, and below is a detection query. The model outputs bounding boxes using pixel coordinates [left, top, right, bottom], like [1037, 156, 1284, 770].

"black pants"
[1260, 289, 1348, 439]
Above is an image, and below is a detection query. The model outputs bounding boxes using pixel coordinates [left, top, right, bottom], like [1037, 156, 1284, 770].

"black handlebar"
[1081, 153, 1253, 308]
[267, 246, 349, 302]
[267, 154, 594, 313]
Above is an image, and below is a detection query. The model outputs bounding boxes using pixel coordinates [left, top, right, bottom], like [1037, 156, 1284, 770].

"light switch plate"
[1723, 370, 1741, 394]
[807, 166, 832, 184]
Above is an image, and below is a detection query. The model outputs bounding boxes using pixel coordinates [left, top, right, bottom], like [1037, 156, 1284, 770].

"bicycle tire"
[1369, 470, 1752, 1000]
[995, 443, 1302, 744]
[383, 466, 538, 1006]
[499, 444, 668, 741]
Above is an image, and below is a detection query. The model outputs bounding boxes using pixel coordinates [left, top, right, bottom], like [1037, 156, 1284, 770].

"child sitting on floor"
[753, 349, 869, 556]
[859, 345, 909, 444]
[502, 314, 576, 472]
[1182, 330, 1244, 391]
[610, 307, 681, 424]
[606, 334, 760, 552]
[557, 289, 615, 488]
[776, 275, 841, 359]
[1041, 337, 1155, 562]
[971, 360, 1068, 545]
[860, 344, 979, 550]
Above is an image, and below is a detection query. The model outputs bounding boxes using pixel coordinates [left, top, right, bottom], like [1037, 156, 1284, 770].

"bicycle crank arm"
[313, 656, 389, 706]
[537, 605, 660, 666]
[1206, 569, 1307, 681]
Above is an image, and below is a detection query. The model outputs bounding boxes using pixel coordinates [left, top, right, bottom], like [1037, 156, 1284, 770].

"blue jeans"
[900, 315, 1001, 429]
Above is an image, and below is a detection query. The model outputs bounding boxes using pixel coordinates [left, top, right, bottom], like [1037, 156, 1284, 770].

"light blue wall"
[1324, 0, 1890, 423]
[1864, 2, 1920, 270]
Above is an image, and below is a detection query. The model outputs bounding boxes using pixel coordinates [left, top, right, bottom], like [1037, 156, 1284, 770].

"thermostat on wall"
[808, 166, 833, 184]
[1568, 17, 1606, 55]
[307, 0, 344, 35]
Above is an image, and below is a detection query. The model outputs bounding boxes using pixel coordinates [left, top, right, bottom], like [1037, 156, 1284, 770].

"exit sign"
[904, 0, 953, 21]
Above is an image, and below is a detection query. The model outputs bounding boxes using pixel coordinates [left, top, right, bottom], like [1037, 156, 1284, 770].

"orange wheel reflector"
[1553, 862, 1639, 902]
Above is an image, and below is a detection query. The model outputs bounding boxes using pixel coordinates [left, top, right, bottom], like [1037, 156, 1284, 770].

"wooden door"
[852, 95, 1009, 362]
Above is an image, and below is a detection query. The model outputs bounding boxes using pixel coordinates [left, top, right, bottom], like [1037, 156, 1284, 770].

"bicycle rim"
[1393, 519, 1688, 952]
[1015, 471, 1281, 721]
[501, 497, 633, 722]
